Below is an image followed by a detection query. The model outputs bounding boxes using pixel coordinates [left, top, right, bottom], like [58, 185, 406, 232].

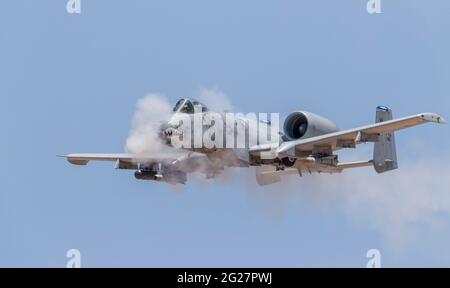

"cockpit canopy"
[172, 98, 208, 114]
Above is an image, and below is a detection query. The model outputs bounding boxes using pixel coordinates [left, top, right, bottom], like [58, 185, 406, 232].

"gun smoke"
[125, 93, 172, 155]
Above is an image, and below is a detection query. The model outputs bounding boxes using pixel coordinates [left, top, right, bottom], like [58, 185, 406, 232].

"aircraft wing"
[60, 153, 181, 166]
[276, 112, 446, 157]
[60, 151, 218, 174]
[60, 151, 222, 184]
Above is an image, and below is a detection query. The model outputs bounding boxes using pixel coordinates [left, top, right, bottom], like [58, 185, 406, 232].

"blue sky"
[0, 0, 449, 267]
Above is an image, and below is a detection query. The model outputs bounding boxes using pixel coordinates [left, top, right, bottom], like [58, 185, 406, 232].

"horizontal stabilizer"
[337, 160, 373, 170]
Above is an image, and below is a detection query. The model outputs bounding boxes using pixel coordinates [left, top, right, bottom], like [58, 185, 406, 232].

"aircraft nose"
[159, 122, 170, 140]
[159, 121, 182, 143]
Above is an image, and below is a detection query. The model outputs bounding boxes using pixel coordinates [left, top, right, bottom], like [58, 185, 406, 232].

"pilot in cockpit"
[172, 98, 208, 114]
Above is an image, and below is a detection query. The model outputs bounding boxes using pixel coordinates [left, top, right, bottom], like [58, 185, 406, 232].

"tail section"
[373, 106, 398, 173]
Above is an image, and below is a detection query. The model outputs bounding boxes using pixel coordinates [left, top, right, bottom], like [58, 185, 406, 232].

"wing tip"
[419, 113, 447, 124]
[57, 154, 89, 165]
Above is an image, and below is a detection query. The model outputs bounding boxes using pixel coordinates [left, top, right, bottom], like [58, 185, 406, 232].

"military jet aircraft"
[61, 98, 446, 185]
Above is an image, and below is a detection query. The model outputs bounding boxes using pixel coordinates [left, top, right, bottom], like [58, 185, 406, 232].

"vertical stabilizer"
[373, 106, 398, 173]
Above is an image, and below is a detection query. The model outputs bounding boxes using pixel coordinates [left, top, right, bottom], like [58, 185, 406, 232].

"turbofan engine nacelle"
[283, 111, 338, 141]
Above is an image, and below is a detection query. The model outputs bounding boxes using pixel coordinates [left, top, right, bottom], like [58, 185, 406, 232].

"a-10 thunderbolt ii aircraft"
[61, 98, 446, 185]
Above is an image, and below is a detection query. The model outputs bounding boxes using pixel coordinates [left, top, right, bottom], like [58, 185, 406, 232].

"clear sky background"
[1, 0, 449, 267]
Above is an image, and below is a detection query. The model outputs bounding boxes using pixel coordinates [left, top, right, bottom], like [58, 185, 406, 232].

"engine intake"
[283, 111, 338, 141]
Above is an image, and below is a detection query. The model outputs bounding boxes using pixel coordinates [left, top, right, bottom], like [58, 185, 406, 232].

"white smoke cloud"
[338, 159, 450, 249]
[126, 89, 234, 156]
[125, 93, 172, 155]
[196, 88, 234, 112]
[244, 153, 450, 253]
